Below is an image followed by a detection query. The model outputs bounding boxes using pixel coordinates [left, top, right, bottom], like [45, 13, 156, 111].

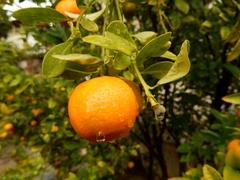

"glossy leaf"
[42, 40, 74, 78]
[133, 31, 157, 45]
[136, 32, 172, 66]
[113, 53, 131, 70]
[80, 16, 99, 32]
[82, 32, 137, 55]
[86, 4, 106, 21]
[161, 51, 177, 61]
[227, 39, 240, 62]
[154, 40, 190, 86]
[203, 164, 223, 180]
[226, 22, 240, 43]
[222, 93, 240, 104]
[65, 62, 100, 74]
[220, 26, 231, 40]
[107, 20, 135, 44]
[174, 0, 190, 14]
[52, 54, 102, 65]
[142, 61, 173, 79]
[224, 63, 240, 78]
[12, 8, 67, 25]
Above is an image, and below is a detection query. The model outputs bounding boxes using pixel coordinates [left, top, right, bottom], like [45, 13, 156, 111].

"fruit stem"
[131, 58, 159, 108]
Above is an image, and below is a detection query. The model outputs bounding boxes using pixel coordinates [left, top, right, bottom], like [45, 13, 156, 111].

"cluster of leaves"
[0, 42, 140, 179]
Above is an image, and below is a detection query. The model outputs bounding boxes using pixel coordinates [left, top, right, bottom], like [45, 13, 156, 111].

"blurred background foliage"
[0, 0, 240, 179]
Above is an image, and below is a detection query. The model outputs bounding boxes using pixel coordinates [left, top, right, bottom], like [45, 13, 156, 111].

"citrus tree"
[0, 0, 240, 179]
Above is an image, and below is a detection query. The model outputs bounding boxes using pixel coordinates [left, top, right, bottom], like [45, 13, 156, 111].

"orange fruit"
[6, 95, 14, 102]
[55, 0, 82, 16]
[226, 139, 240, 169]
[68, 76, 142, 143]
[3, 123, 14, 132]
[31, 108, 43, 117]
[30, 120, 38, 127]
[127, 161, 135, 169]
[228, 139, 240, 151]
[0, 132, 8, 139]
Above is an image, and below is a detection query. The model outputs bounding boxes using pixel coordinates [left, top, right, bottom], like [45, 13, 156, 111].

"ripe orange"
[228, 139, 240, 151]
[0, 132, 8, 139]
[226, 139, 240, 169]
[55, 0, 82, 16]
[31, 108, 43, 117]
[127, 161, 135, 169]
[68, 76, 142, 143]
[30, 120, 38, 127]
[6, 95, 14, 102]
[3, 123, 14, 132]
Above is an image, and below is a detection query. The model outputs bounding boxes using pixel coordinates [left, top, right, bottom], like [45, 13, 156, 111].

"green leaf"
[220, 26, 231, 40]
[82, 32, 137, 56]
[42, 40, 74, 78]
[161, 51, 177, 61]
[222, 93, 240, 104]
[76, 0, 85, 6]
[133, 31, 157, 45]
[66, 172, 78, 180]
[227, 39, 240, 62]
[142, 61, 173, 79]
[136, 32, 172, 66]
[85, 4, 106, 21]
[80, 16, 99, 32]
[113, 53, 131, 70]
[12, 8, 67, 26]
[15, 80, 32, 95]
[154, 40, 190, 86]
[174, 0, 190, 14]
[224, 63, 240, 78]
[53, 54, 102, 65]
[9, 75, 22, 87]
[107, 20, 135, 44]
[224, 165, 240, 180]
[177, 144, 191, 153]
[200, 130, 220, 140]
[203, 164, 223, 180]
[65, 61, 101, 74]
[123, 71, 134, 81]
[201, 20, 212, 28]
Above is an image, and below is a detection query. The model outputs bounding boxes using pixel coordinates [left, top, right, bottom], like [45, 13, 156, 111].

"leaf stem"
[114, 0, 123, 21]
[132, 59, 159, 108]
[157, 1, 167, 33]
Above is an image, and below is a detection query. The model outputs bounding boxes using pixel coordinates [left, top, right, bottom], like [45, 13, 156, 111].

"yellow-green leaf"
[133, 31, 157, 45]
[222, 93, 240, 104]
[42, 40, 74, 78]
[12, 8, 67, 26]
[83, 32, 137, 56]
[52, 54, 102, 65]
[80, 16, 99, 32]
[174, 0, 190, 14]
[142, 61, 173, 79]
[203, 164, 223, 180]
[136, 32, 172, 66]
[227, 39, 240, 62]
[154, 40, 190, 86]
